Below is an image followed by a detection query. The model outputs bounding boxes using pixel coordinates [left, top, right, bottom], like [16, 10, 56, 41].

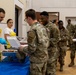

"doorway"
[15, 8, 19, 36]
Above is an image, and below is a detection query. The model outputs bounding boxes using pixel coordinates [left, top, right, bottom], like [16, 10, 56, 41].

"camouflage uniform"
[45, 22, 60, 75]
[58, 27, 69, 70]
[66, 24, 75, 67]
[66, 24, 75, 38]
[66, 24, 74, 46]
[70, 24, 76, 59]
[18, 22, 49, 75]
[74, 25, 76, 37]
[69, 25, 76, 63]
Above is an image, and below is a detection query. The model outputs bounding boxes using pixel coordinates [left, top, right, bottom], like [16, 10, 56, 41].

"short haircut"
[40, 11, 49, 16]
[58, 20, 63, 24]
[25, 9, 36, 20]
[68, 19, 71, 22]
[0, 8, 5, 14]
[7, 19, 12, 23]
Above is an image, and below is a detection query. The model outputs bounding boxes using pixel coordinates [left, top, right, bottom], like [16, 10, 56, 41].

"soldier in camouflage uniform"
[66, 19, 74, 38]
[18, 9, 49, 75]
[74, 24, 76, 37]
[68, 24, 76, 67]
[58, 20, 69, 71]
[40, 11, 60, 75]
[66, 19, 75, 67]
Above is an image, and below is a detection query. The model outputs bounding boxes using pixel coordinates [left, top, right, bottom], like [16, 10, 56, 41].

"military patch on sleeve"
[27, 30, 36, 43]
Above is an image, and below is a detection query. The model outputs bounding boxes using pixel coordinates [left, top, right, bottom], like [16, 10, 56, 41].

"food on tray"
[3, 50, 7, 52]
[3, 50, 14, 52]
[8, 50, 14, 52]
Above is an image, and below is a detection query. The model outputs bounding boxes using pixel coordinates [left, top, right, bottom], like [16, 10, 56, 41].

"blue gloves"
[0, 38, 7, 44]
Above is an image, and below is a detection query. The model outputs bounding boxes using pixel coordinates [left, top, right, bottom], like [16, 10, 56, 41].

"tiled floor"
[56, 51, 76, 75]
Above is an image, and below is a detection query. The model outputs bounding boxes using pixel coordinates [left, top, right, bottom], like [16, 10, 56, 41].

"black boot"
[68, 58, 74, 67]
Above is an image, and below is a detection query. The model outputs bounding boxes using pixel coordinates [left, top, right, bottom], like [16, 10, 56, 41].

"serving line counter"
[0, 38, 30, 75]
[0, 56, 30, 75]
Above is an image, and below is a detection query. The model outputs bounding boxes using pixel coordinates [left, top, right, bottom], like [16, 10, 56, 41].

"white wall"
[31, 0, 76, 10]
[27, 0, 76, 27]
[0, 0, 14, 24]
